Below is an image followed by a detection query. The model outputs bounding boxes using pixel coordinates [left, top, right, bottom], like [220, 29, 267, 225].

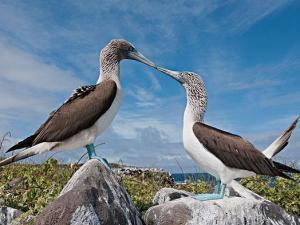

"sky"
[0, 0, 299, 172]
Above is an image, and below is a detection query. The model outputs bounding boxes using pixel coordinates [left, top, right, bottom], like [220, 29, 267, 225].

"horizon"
[0, 1, 299, 172]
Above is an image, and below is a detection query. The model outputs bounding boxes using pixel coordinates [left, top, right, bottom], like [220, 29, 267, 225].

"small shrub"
[0, 159, 78, 215]
[240, 174, 300, 216]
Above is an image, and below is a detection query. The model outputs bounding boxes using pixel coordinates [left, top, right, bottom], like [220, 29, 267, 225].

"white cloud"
[0, 0, 289, 62]
[112, 112, 181, 142]
[199, 48, 300, 93]
[227, 79, 281, 91]
[0, 39, 83, 92]
[0, 38, 86, 138]
[259, 91, 300, 107]
[147, 72, 162, 91]
[96, 126, 194, 172]
[127, 86, 160, 107]
[204, 0, 292, 34]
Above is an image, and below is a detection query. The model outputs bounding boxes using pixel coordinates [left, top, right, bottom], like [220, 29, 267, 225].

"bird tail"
[6, 134, 37, 153]
[0, 143, 49, 167]
[263, 116, 299, 159]
[273, 161, 300, 174]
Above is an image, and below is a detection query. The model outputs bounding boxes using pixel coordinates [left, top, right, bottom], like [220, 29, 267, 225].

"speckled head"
[156, 66, 208, 121]
[101, 39, 155, 68]
[156, 67, 206, 91]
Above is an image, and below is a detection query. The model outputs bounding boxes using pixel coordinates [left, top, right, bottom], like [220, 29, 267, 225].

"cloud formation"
[0, 0, 299, 171]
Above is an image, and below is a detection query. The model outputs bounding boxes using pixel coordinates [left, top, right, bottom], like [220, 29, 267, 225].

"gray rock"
[35, 159, 144, 225]
[145, 181, 300, 225]
[153, 188, 194, 205]
[0, 206, 23, 225]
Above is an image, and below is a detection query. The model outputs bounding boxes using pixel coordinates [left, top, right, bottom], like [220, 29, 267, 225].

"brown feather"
[33, 80, 117, 144]
[193, 122, 288, 178]
[7, 80, 117, 151]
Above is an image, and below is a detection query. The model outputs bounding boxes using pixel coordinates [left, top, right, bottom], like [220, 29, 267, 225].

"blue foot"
[213, 180, 221, 194]
[85, 144, 111, 171]
[91, 156, 111, 170]
[193, 182, 226, 201]
[193, 193, 224, 201]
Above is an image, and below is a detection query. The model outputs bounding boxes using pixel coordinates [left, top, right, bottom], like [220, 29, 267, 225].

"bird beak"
[156, 66, 182, 83]
[127, 51, 156, 67]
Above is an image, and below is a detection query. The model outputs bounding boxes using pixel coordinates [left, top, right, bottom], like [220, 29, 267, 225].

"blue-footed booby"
[156, 66, 300, 201]
[0, 39, 155, 168]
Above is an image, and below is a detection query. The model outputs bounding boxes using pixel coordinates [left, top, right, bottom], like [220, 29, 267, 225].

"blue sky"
[0, 0, 299, 172]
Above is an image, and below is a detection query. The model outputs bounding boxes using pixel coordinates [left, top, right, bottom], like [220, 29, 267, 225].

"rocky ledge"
[0, 206, 23, 225]
[35, 159, 144, 225]
[144, 181, 300, 225]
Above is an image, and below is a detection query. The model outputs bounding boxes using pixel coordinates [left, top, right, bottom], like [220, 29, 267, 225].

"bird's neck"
[97, 59, 121, 88]
[183, 90, 207, 129]
[97, 47, 122, 88]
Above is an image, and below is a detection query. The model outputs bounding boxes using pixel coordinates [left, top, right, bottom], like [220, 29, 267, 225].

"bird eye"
[128, 46, 135, 52]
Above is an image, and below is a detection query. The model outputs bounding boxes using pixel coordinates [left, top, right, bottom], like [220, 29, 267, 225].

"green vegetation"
[122, 171, 300, 216]
[240, 174, 300, 216]
[0, 160, 299, 221]
[0, 159, 79, 219]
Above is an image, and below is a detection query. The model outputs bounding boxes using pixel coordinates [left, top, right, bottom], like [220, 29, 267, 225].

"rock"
[0, 206, 23, 225]
[144, 181, 300, 225]
[7, 178, 23, 189]
[35, 159, 144, 225]
[153, 188, 194, 205]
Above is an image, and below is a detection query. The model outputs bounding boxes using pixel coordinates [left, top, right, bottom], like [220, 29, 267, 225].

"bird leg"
[85, 143, 111, 170]
[213, 179, 221, 194]
[193, 181, 226, 201]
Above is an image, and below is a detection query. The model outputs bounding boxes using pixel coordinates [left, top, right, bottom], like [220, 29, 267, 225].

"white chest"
[94, 87, 124, 134]
[182, 104, 199, 152]
[182, 105, 224, 177]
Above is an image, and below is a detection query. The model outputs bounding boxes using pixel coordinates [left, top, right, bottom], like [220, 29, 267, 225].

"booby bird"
[0, 39, 155, 168]
[156, 66, 300, 201]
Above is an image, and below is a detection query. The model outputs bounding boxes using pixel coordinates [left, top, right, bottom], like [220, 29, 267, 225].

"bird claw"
[85, 144, 111, 171]
[91, 156, 112, 171]
[193, 181, 226, 201]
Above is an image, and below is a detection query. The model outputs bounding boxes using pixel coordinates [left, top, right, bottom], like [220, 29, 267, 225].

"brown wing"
[7, 80, 117, 152]
[192, 122, 284, 177]
[32, 80, 117, 144]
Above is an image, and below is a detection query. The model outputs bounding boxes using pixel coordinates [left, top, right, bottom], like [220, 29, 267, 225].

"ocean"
[171, 172, 216, 184]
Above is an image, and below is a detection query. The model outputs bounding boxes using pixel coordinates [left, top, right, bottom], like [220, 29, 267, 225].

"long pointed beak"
[127, 51, 156, 67]
[156, 66, 182, 83]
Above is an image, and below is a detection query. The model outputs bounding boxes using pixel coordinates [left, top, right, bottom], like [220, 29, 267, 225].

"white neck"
[183, 97, 206, 132]
[183, 84, 207, 129]
[183, 103, 198, 129]
[97, 62, 121, 88]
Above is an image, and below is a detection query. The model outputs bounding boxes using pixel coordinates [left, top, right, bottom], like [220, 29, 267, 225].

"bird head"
[156, 66, 208, 121]
[101, 39, 155, 67]
[156, 66, 205, 89]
